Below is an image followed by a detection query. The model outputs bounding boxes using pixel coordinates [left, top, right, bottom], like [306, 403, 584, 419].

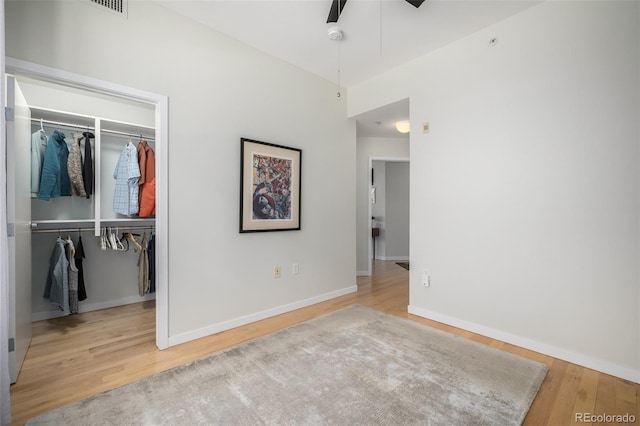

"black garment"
[148, 234, 155, 294]
[81, 132, 94, 198]
[75, 235, 88, 301]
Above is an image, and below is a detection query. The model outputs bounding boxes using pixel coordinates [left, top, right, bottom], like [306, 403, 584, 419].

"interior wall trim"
[408, 304, 640, 384]
[168, 286, 358, 347]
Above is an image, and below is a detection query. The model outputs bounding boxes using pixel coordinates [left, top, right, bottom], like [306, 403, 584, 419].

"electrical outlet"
[422, 270, 430, 287]
[274, 266, 281, 279]
[292, 263, 299, 275]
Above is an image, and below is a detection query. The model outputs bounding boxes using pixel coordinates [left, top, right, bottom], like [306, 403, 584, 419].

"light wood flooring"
[9, 260, 639, 425]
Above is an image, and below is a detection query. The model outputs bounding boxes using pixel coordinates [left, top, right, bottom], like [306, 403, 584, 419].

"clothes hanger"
[65, 234, 76, 257]
[126, 233, 143, 252]
[119, 233, 130, 251]
[100, 227, 107, 251]
[115, 227, 125, 251]
[108, 227, 119, 250]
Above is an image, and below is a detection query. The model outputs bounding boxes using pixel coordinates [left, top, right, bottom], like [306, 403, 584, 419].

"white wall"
[6, 0, 356, 342]
[356, 137, 409, 274]
[385, 162, 409, 260]
[14, 78, 155, 128]
[350, 1, 640, 382]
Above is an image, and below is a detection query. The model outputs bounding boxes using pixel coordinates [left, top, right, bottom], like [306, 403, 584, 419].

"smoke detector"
[328, 27, 343, 41]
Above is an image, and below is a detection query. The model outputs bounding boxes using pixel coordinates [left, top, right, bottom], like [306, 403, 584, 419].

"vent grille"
[90, 0, 127, 15]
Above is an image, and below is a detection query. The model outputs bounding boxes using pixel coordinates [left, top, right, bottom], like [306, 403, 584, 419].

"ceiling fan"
[327, 0, 426, 23]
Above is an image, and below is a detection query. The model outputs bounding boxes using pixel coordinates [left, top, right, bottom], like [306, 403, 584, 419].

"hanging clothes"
[136, 141, 148, 188]
[82, 132, 94, 198]
[148, 233, 156, 294]
[65, 237, 79, 314]
[75, 235, 87, 301]
[31, 129, 47, 197]
[113, 141, 141, 216]
[43, 237, 70, 314]
[137, 233, 149, 296]
[38, 129, 71, 200]
[137, 141, 156, 217]
[68, 133, 87, 198]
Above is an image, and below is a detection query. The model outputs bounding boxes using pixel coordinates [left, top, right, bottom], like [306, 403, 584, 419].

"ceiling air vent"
[89, 0, 128, 17]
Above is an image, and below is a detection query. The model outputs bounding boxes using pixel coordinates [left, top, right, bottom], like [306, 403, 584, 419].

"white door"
[6, 75, 32, 383]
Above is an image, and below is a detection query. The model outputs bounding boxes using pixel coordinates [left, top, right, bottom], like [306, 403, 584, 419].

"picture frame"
[240, 138, 302, 233]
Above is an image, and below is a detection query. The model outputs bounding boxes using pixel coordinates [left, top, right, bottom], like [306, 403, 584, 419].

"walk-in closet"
[5, 59, 168, 384]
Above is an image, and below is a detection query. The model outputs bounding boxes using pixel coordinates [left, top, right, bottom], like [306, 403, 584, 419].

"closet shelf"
[30, 220, 95, 230]
[101, 218, 156, 226]
[30, 218, 155, 231]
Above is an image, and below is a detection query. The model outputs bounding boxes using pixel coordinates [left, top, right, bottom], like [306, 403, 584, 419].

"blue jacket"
[38, 130, 71, 200]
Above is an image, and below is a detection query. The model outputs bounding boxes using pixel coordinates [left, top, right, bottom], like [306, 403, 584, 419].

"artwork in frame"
[240, 138, 302, 233]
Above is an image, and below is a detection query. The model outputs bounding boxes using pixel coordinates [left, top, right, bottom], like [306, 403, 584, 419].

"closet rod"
[30, 118, 156, 141]
[101, 128, 156, 142]
[31, 117, 92, 131]
[31, 225, 155, 234]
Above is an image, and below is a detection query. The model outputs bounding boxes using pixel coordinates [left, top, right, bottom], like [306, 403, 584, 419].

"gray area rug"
[28, 305, 547, 425]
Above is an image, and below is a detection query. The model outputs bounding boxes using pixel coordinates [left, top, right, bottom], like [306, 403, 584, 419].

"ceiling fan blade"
[327, 0, 348, 23]
[405, 0, 426, 7]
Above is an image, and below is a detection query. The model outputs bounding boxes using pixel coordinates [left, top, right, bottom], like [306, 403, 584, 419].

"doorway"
[370, 159, 410, 263]
[354, 98, 410, 277]
[4, 58, 169, 384]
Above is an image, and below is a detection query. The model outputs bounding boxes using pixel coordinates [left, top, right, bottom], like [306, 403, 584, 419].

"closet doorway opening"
[5, 58, 168, 384]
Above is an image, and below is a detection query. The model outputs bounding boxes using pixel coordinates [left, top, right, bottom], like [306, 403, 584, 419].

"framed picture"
[240, 138, 302, 233]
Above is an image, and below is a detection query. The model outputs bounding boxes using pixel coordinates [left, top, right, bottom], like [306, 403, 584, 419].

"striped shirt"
[113, 142, 141, 216]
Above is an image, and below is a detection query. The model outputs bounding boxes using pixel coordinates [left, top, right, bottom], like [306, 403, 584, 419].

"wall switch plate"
[292, 263, 299, 275]
[274, 266, 281, 279]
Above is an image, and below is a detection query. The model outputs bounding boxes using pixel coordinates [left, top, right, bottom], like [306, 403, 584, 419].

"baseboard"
[378, 256, 410, 261]
[356, 270, 371, 276]
[168, 286, 358, 347]
[408, 305, 640, 384]
[32, 293, 157, 322]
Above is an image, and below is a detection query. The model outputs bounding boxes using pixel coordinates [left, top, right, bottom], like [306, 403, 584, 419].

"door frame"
[5, 74, 33, 383]
[5, 57, 170, 350]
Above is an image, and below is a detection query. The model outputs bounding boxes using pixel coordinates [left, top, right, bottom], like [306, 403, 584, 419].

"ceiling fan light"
[395, 120, 410, 133]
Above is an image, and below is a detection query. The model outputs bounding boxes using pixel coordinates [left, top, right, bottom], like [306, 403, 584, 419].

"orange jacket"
[137, 141, 156, 217]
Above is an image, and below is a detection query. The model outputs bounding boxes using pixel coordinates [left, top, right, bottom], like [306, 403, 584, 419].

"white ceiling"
[355, 98, 410, 138]
[157, 0, 541, 136]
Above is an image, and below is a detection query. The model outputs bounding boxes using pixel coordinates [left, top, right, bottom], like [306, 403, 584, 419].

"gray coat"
[43, 238, 70, 314]
[30, 130, 47, 197]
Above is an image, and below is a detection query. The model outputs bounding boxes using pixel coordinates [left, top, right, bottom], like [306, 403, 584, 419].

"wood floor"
[9, 260, 639, 425]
